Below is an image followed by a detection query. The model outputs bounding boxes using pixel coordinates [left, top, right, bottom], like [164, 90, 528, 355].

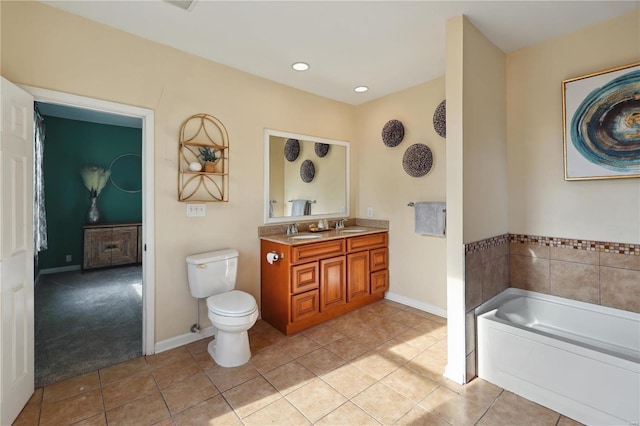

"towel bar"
[407, 201, 446, 213]
[288, 199, 316, 203]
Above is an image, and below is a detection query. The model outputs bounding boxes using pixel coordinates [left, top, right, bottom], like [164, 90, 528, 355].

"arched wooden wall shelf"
[178, 113, 229, 202]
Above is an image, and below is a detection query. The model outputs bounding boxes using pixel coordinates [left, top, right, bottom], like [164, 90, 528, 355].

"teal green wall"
[39, 116, 142, 269]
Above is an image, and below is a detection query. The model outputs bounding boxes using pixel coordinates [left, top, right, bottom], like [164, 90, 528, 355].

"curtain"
[34, 104, 47, 254]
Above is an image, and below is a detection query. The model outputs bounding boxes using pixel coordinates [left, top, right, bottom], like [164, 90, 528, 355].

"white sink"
[289, 234, 322, 240]
[340, 228, 366, 233]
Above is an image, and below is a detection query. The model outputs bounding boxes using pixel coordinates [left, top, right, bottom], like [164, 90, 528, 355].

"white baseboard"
[154, 325, 215, 354]
[40, 265, 81, 274]
[385, 291, 447, 318]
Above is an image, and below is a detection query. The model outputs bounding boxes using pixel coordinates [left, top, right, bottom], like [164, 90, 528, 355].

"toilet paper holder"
[266, 251, 284, 265]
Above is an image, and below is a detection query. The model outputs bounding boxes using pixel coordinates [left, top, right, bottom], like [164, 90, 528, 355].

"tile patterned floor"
[13, 299, 583, 425]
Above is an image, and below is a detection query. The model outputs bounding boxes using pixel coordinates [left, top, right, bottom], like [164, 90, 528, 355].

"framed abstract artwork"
[562, 62, 640, 180]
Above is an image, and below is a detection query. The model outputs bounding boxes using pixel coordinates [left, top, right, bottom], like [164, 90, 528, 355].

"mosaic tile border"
[466, 233, 639, 256]
[464, 234, 509, 254]
[509, 234, 638, 256]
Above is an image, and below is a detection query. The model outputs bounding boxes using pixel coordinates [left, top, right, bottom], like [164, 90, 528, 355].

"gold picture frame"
[562, 62, 640, 181]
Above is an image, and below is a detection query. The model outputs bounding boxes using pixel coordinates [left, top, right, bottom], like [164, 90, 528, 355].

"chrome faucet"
[286, 223, 299, 235]
[335, 219, 345, 230]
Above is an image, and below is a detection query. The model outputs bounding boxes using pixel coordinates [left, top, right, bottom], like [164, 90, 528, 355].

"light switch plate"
[186, 203, 206, 217]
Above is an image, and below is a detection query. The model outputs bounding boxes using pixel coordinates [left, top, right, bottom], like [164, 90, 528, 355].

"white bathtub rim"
[476, 288, 640, 323]
[480, 308, 639, 372]
[476, 289, 640, 366]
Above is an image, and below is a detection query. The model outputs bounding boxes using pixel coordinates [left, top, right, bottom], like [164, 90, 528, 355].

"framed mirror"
[264, 129, 349, 224]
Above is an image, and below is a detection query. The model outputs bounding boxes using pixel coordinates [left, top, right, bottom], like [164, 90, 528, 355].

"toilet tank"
[186, 249, 239, 298]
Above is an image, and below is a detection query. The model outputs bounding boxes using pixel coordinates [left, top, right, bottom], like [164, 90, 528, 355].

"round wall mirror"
[109, 153, 142, 193]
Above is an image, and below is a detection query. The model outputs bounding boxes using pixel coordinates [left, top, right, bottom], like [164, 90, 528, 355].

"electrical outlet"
[186, 203, 206, 217]
[367, 207, 373, 218]
[65, 254, 72, 263]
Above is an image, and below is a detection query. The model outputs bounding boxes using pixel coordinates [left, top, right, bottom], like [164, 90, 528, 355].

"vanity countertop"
[260, 226, 387, 246]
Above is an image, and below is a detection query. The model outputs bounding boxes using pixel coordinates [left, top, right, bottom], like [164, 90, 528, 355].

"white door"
[0, 77, 34, 425]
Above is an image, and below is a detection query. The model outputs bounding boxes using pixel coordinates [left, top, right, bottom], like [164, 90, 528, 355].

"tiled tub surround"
[509, 234, 640, 314]
[464, 234, 510, 381]
[464, 233, 639, 381]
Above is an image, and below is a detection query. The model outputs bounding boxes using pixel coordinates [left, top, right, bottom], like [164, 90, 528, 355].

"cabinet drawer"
[291, 290, 319, 322]
[292, 239, 345, 264]
[291, 262, 319, 294]
[370, 248, 388, 272]
[347, 232, 388, 252]
[371, 269, 389, 294]
[110, 226, 138, 266]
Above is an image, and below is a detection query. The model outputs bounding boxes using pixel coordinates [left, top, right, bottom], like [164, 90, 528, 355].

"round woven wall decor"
[284, 138, 300, 162]
[381, 119, 405, 147]
[402, 144, 433, 177]
[433, 100, 446, 138]
[300, 160, 316, 183]
[315, 143, 330, 158]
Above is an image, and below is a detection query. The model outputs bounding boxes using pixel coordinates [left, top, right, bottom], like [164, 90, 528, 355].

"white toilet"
[186, 249, 259, 367]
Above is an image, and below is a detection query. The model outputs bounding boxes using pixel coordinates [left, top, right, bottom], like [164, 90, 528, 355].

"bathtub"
[476, 288, 639, 426]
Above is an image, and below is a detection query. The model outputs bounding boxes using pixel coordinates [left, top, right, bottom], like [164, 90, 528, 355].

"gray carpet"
[35, 265, 142, 387]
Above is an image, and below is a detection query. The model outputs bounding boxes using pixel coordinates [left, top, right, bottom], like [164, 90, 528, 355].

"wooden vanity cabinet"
[260, 231, 388, 335]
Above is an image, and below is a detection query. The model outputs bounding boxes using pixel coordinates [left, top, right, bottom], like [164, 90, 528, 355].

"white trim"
[39, 265, 81, 274]
[385, 292, 447, 318]
[155, 326, 215, 354]
[21, 85, 156, 355]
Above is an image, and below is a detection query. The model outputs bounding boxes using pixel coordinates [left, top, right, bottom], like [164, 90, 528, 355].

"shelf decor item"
[381, 119, 405, 147]
[198, 146, 221, 172]
[563, 62, 640, 180]
[178, 113, 229, 202]
[80, 166, 110, 224]
[402, 143, 433, 177]
[433, 100, 446, 138]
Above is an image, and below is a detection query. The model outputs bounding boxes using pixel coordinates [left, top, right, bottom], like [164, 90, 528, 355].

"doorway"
[34, 102, 144, 385]
[24, 86, 156, 385]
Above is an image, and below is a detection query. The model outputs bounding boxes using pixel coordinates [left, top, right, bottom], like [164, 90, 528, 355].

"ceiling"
[42, 1, 638, 105]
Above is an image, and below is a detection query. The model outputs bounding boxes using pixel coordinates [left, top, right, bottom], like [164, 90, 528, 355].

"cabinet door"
[291, 290, 319, 322]
[291, 262, 319, 294]
[371, 269, 389, 294]
[320, 256, 346, 311]
[84, 228, 113, 269]
[347, 251, 370, 302]
[111, 226, 138, 266]
[370, 248, 388, 272]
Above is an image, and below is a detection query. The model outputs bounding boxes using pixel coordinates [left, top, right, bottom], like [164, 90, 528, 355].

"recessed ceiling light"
[354, 86, 369, 93]
[292, 62, 310, 71]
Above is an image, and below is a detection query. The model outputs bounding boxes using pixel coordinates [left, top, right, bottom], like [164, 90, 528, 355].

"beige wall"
[445, 15, 508, 383]
[462, 20, 508, 244]
[354, 78, 447, 312]
[1, 1, 355, 342]
[507, 9, 640, 245]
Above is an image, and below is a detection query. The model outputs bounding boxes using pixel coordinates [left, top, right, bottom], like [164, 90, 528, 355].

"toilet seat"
[207, 290, 257, 317]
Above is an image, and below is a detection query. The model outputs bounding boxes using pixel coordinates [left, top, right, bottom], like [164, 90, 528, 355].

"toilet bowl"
[206, 290, 258, 367]
[186, 249, 259, 367]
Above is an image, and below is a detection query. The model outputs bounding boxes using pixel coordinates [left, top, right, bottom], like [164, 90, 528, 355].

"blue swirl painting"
[570, 69, 640, 175]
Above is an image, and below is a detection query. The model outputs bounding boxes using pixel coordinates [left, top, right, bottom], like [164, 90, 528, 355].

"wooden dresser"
[82, 223, 142, 271]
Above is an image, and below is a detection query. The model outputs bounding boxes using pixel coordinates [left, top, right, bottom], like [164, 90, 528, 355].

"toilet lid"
[207, 290, 257, 317]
